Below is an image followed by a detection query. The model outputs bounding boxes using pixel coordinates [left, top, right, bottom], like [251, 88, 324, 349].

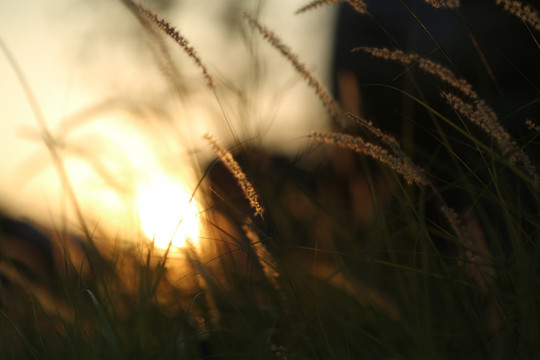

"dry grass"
[242, 224, 282, 300]
[526, 119, 540, 132]
[2, 1, 540, 359]
[128, 1, 215, 89]
[296, 0, 369, 15]
[443, 91, 539, 182]
[346, 112, 411, 161]
[356, 46, 538, 183]
[496, 0, 540, 31]
[442, 92, 516, 155]
[309, 130, 429, 186]
[423, 0, 460, 9]
[243, 13, 342, 119]
[356, 47, 478, 100]
[204, 134, 264, 217]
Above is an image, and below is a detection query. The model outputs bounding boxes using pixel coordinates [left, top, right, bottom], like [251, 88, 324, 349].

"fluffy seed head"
[309, 131, 429, 186]
[424, 0, 460, 9]
[296, 0, 368, 15]
[244, 13, 342, 118]
[526, 119, 540, 132]
[443, 92, 539, 184]
[496, 0, 540, 31]
[357, 47, 478, 100]
[135, 4, 215, 89]
[204, 135, 264, 217]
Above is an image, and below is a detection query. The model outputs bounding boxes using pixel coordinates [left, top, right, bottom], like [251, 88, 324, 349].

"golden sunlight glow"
[136, 178, 200, 250]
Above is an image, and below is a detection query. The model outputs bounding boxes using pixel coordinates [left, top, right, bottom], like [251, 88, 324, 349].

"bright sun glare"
[136, 178, 200, 250]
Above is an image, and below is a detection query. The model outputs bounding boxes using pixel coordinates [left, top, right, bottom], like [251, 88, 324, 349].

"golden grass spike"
[443, 92, 539, 183]
[296, 0, 368, 15]
[346, 0, 369, 13]
[356, 47, 478, 100]
[440, 205, 471, 246]
[204, 135, 264, 217]
[345, 113, 404, 157]
[496, 0, 540, 32]
[184, 240, 220, 325]
[440, 206, 496, 290]
[344, 113, 431, 186]
[243, 13, 342, 118]
[296, 0, 339, 14]
[134, 3, 215, 89]
[356, 45, 537, 183]
[423, 0, 460, 9]
[442, 92, 515, 154]
[242, 224, 284, 303]
[309, 131, 429, 186]
[526, 119, 540, 132]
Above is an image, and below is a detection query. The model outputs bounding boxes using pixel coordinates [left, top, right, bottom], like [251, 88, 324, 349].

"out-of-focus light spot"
[136, 177, 200, 250]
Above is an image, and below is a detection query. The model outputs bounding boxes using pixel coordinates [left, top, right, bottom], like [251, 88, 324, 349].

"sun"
[136, 178, 200, 250]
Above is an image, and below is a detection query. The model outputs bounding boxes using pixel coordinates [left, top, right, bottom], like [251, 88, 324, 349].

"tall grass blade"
[82, 289, 122, 358]
[0, 308, 42, 360]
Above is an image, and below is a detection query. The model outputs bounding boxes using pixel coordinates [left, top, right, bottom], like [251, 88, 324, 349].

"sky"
[0, 0, 336, 240]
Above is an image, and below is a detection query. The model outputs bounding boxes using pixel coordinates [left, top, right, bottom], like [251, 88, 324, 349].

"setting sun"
[136, 178, 200, 250]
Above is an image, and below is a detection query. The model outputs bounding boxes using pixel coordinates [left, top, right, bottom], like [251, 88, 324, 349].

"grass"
[1, 0, 540, 359]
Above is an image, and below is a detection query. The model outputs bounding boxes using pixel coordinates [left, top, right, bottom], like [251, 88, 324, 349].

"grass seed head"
[204, 134, 264, 217]
[296, 0, 368, 15]
[243, 12, 342, 118]
[309, 130, 429, 186]
[526, 119, 540, 132]
[134, 3, 216, 89]
[357, 47, 478, 100]
[496, 0, 540, 31]
[423, 0, 460, 9]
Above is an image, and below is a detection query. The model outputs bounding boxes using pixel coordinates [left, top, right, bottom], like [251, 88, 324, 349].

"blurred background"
[2, 0, 539, 241]
[0, 0, 336, 240]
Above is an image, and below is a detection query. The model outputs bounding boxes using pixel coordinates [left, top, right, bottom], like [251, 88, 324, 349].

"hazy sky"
[0, 0, 336, 237]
